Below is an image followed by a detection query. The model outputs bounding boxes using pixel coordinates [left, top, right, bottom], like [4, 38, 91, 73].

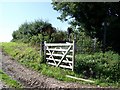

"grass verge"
[1, 42, 120, 88]
[0, 69, 22, 88]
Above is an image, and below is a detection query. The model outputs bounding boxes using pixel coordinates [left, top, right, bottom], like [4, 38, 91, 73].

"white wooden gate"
[44, 41, 75, 71]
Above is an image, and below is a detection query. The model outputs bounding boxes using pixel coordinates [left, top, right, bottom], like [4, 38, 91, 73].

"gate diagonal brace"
[56, 45, 72, 67]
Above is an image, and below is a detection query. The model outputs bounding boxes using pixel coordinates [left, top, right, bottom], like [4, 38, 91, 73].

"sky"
[0, 1, 70, 42]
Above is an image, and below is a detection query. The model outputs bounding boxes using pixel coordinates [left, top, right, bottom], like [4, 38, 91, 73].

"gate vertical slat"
[72, 40, 75, 71]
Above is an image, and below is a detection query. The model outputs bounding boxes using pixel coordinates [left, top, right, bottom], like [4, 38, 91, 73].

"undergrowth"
[0, 69, 22, 88]
[1, 42, 120, 88]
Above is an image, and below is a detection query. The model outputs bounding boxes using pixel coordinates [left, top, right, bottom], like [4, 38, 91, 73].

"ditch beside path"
[1, 49, 104, 88]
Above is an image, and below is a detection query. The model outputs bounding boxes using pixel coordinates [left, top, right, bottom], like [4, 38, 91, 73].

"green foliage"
[75, 51, 120, 83]
[2, 42, 42, 68]
[51, 30, 68, 43]
[12, 19, 56, 44]
[52, 2, 120, 53]
[11, 18, 102, 54]
[75, 29, 101, 54]
[0, 42, 2, 48]
[0, 69, 22, 88]
[2, 42, 120, 87]
[30, 34, 42, 46]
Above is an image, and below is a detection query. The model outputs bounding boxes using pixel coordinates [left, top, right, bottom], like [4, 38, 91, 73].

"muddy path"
[0, 81, 9, 89]
[0, 48, 9, 89]
[1, 48, 100, 88]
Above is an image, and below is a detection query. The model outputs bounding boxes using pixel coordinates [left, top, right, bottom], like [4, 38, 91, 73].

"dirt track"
[0, 81, 9, 89]
[1, 48, 101, 88]
[0, 48, 9, 89]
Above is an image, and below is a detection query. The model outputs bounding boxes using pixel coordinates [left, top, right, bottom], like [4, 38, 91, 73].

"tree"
[12, 20, 56, 43]
[41, 22, 56, 40]
[52, 2, 120, 53]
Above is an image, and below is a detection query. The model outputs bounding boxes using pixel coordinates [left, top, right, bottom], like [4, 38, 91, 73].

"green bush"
[75, 51, 120, 83]
[2, 42, 42, 70]
[75, 30, 101, 54]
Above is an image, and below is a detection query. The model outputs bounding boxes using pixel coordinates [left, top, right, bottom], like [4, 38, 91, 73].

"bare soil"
[0, 81, 9, 89]
[1, 48, 102, 88]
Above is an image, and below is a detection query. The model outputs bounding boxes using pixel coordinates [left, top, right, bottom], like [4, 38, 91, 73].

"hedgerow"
[75, 51, 120, 83]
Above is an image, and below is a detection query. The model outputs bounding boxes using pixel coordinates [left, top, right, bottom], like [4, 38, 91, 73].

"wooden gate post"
[44, 41, 46, 63]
